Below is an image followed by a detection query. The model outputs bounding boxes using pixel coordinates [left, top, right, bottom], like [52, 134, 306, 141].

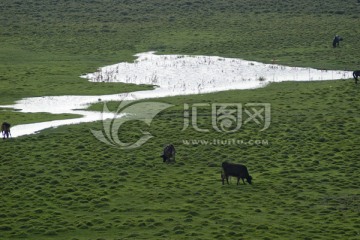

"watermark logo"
[182, 138, 269, 146]
[213, 103, 242, 133]
[92, 101, 270, 149]
[91, 101, 174, 149]
[244, 103, 271, 131]
[183, 103, 270, 132]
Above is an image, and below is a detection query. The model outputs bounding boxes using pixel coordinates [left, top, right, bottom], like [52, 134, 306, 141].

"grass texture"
[1, 0, 360, 105]
[1, 80, 360, 239]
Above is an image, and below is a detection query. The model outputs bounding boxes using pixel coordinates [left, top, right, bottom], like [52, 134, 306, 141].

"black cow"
[221, 161, 252, 185]
[161, 144, 176, 163]
[332, 35, 343, 48]
[353, 70, 360, 84]
[1, 122, 11, 139]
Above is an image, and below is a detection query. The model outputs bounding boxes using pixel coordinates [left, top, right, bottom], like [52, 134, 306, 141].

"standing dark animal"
[221, 161, 252, 185]
[332, 35, 343, 48]
[353, 70, 360, 84]
[161, 144, 176, 163]
[1, 122, 11, 139]
[221, 172, 231, 184]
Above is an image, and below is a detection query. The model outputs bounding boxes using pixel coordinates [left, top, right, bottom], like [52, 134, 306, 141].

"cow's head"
[246, 175, 253, 184]
[221, 161, 228, 169]
[160, 154, 167, 162]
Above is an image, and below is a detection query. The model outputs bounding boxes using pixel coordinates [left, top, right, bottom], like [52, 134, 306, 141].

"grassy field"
[1, 0, 360, 104]
[1, 80, 360, 239]
[1, 0, 360, 239]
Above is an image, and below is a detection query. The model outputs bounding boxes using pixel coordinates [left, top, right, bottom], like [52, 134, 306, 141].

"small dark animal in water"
[353, 70, 360, 84]
[1, 122, 11, 139]
[221, 161, 252, 185]
[161, 144, 176, 163]
[332, 35, 343, 48]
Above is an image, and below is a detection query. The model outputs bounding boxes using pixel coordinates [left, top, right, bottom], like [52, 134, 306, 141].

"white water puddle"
[0, 51, 352, 138]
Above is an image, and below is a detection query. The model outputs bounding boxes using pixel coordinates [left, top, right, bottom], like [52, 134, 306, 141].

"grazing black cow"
[353, 70, 360, 84]
[161, 144, 176, 163]
[332, 35, 343, 48]
[221, 161, 252, 185]
[1, 122, 11, 139]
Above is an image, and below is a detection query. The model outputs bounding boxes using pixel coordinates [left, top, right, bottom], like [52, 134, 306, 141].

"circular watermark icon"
[91, 101, 174, 149]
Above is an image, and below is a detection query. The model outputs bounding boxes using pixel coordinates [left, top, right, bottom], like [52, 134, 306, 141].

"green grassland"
[1, 0, 360, 239]
[1, 0, 360, 104]
[1, 80, 360, 239]
[0, 109, 82, 127]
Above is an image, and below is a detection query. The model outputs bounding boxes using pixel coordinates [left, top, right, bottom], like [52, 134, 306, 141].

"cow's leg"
[237, 177, 240, 185]
[241, 178, 246, 184]
[226, 175, 230, 185]
[353, 73, 357, 84]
